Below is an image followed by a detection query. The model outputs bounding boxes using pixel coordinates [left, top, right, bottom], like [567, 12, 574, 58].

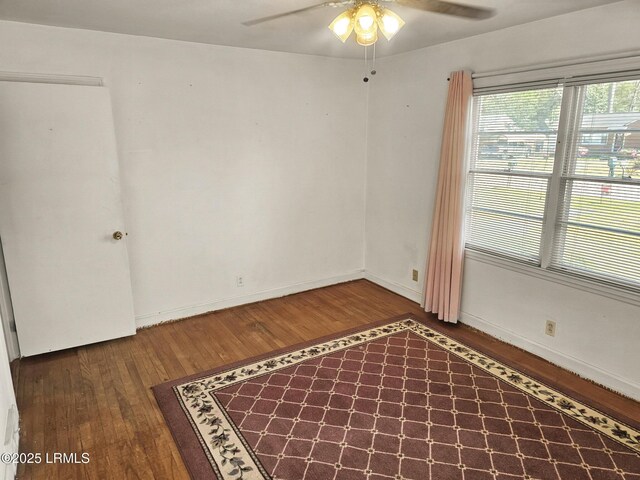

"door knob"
[113, 231, 124, 240]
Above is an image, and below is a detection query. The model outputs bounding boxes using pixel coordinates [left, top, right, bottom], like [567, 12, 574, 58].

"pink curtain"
[424, 70, 473, 323]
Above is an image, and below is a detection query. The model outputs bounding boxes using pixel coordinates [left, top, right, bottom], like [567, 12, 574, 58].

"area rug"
[153, 315, 640, 480]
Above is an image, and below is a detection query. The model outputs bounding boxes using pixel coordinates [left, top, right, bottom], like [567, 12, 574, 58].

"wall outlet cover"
[545, 320, 556, 337]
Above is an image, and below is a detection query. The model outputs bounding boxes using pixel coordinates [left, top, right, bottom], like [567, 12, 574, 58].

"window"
[467, 87, 563, 263]
[466, 77, 640, 291]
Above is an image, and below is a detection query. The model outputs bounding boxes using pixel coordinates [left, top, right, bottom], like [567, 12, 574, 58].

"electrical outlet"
[545, 320, 556, 337]
[236, 276, 244, 287]
[412, 269, 419, 282]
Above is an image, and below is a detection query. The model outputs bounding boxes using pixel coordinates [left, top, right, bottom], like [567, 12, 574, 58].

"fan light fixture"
[329, 2, 405, 46]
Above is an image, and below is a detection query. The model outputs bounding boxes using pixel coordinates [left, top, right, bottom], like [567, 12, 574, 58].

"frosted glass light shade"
[354, 4, 377, 36]
[328, 10, 354, 42]
[356, 28, 378, 46]
[327, 3, 404, 46]
[377, 9, 405, 40]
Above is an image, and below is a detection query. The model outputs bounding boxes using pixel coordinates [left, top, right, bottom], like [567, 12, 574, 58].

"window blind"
[472, 51, 640, 94]
[550, 79, 640, 289]
[465, 87, 563, 263]
[467, 57, 640, 292]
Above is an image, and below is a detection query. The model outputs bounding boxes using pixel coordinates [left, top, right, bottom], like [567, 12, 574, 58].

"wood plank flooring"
[10, 279, 640, 479]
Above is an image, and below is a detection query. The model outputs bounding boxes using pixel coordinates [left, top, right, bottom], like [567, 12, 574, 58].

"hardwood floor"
[11, 279, 640, 479]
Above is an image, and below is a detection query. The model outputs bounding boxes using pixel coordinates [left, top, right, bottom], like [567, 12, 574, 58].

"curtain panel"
[424, 70, 473, 323]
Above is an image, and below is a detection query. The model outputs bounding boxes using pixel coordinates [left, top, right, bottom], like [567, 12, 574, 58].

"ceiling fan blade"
[243, 2, 351, 27]
[395, 0, 494, 19]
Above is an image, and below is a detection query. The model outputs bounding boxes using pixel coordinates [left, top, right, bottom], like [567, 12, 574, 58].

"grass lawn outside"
[468, 153, 640, 288]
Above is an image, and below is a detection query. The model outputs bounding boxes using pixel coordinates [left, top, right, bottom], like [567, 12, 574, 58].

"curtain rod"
[472, 50, 640, 80]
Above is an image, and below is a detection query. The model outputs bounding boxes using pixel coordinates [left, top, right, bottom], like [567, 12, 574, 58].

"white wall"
[365, 0, 640, 399]
[0, 311, 18, 480]
[1, 0, 639, 402]
[0, 21, 368, 327]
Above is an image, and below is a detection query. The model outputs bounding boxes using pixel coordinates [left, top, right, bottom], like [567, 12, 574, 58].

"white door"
[0, 81, 136, 356]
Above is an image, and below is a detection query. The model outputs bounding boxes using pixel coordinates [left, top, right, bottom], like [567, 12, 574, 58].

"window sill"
[464, 248, 640, 308]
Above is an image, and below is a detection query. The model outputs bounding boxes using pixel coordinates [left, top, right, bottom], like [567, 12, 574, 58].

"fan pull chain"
[363, 44, 377, 83]
[371, 42, 377, 76]
[363, 45, 369, 83]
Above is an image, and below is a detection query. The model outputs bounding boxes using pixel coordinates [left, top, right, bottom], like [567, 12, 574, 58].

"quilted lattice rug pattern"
[153, 317, 640, 480]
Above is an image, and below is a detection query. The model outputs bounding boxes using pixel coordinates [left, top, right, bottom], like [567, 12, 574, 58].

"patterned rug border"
[153, 313, 640, 480]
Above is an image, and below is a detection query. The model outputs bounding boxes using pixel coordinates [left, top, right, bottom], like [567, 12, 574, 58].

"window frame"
[465, 77, 640, 302]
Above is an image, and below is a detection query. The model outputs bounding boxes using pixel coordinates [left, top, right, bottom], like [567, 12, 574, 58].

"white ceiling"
[0, 0, 620, 59]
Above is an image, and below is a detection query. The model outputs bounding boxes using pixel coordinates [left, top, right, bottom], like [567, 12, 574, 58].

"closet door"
[0, 81, 136, 356]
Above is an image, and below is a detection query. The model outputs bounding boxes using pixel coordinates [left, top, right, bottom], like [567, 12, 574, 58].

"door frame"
[0, 238, 19, 361]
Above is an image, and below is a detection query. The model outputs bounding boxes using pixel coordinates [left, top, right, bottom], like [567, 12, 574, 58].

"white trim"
[539, 86, 575, 269]
[364, 271, 423, 303]
[135, 270, 365, 328]
[2, 404, 18, 480]
[0, 242, 19, 361]
[0, 71, 103, 87]
[459, 310, 640, 401]
[2, 461, 16, 480]
[0, 294, 18, 362]
[465, 249, 640, 307]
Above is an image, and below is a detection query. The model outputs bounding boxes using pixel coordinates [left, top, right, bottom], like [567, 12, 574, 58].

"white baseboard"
[363, 271, 423, 304]
[459, 310, 640, 401]
[135, 270, 365, 328]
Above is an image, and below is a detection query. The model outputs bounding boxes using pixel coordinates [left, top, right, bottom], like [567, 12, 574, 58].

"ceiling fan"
[243, 0, 495, 46]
